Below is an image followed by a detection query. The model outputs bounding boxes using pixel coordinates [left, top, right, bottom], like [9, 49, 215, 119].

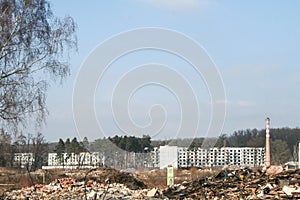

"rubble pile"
[4, 167, 300, 199]
[4, 177, 154, 200]
[3, 168, 151, 200]
[56, 168, 146, 190]
[85, 168, 147, 190]
[163, 167, 300, 199]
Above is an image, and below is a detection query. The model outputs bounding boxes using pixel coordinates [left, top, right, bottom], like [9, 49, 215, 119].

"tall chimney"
[265, 117, 271, 167]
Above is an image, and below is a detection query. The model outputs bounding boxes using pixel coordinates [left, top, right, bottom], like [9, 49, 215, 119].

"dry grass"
[138, 168, 216, 189]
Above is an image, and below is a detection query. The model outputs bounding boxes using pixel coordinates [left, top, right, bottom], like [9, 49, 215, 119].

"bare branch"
[0, 0, 77, 131]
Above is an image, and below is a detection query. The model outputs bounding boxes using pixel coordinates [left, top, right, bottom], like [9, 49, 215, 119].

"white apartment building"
[43, 146, 265, 169]
[14, 153, 35, 168]
[151, 147, 159, 168]
[156, 146, 265, 169]
[46, 152, 103, 168]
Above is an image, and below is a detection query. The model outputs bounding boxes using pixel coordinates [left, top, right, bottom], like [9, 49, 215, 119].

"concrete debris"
[264, 165, 284, 175]
[3, 168, 149, 200]
[76, 168, 147, 190]
[282, 185, 300, 197]
[4, 167, 300, 199]
[3, 178, 150, 200]
[163, 167, 300, 199]
[147, 188, 159, 197]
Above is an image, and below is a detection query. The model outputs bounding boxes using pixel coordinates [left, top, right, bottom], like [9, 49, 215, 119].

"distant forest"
[221, 127, 300, 164]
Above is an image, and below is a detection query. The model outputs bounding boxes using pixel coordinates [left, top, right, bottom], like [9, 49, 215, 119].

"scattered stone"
[265, 165, 284, 175]
[87, 190, 97, 199]
[147, 188, 158, 197]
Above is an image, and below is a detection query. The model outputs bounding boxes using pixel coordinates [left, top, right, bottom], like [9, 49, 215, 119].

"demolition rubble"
[3, 167, 300, 199]
[3, 168, 149, 200]
[164, 167, 300, 199]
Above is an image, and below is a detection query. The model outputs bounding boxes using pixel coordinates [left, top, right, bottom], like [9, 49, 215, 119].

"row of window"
[178, 150, 264, 154]
[179, 161, 265, 166]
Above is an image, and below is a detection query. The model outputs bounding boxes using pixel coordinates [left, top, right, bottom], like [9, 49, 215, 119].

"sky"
[43, 0, 300, 142]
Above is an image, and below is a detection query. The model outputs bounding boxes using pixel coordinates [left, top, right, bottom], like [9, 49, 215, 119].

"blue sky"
[44, 0, 300, 142]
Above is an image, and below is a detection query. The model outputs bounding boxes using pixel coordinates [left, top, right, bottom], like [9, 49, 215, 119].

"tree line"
[0, 133, 90, 170]
[53, 137, 89, 164]
[0, 130, 47, 170]
[100, 128, 300, 165]
[54, 137, 89, 154]
[108, 135, 152, 153]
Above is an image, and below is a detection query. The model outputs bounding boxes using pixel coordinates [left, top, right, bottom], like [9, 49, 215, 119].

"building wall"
[155, 146, 265, 169]
[46, 151, 151, 169]
[48, 152, 102, 167]
[151, 147, 159, 168]
[13, 153, 35, 168]
[159, 146, 178, 169]
[44, 146, 265, 169]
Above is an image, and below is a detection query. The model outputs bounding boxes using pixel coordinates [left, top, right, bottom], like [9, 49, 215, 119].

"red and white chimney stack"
[265, 117, 271, 167]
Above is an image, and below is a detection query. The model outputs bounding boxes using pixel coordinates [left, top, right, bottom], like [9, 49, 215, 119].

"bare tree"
[0, 0, 77, 129]
[0, 129, 13, 166]
[31, 132, 47, 170]
[14, 132, 27, 153]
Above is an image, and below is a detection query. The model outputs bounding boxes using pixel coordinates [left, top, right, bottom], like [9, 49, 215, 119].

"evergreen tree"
[65, 138, 71, 154]
[82, 137, 89, 151]
[54, 138, 65, 165]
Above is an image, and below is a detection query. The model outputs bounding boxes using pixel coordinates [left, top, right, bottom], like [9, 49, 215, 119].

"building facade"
[159, 146, 178, 169]
[45, 152, 103, 169]
[44, 151, 152, 169]
[42, 146, 265, 169]
[156, 146, 265, 169]
[151, 147, 160, 168]
[13, 153, 35, 168]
